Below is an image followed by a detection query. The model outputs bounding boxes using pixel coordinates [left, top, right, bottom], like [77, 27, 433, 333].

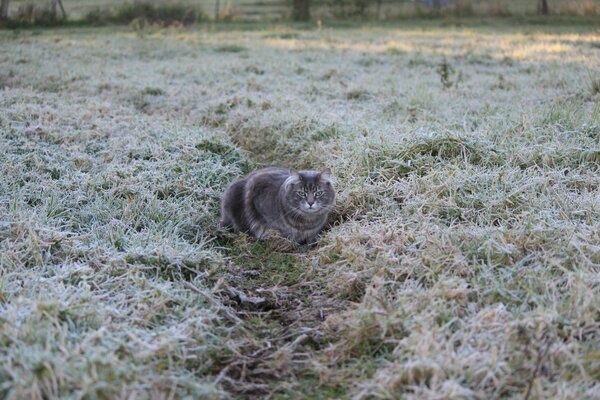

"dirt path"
[210, 223, 349, 397]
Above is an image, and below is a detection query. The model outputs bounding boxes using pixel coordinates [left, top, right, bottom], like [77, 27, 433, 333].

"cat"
[220, 167, 335, 244]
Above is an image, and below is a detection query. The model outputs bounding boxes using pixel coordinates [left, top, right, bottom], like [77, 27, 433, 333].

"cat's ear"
[319, 168, 332, 183]
[285, 170, 301, 189]
[289, 170, 302, 182]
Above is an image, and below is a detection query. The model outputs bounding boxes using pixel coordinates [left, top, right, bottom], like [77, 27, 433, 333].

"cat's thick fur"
[220, 167, 335, 244]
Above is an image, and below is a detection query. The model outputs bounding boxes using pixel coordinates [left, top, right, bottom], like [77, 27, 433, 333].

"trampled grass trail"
[1, 21, 600, 399]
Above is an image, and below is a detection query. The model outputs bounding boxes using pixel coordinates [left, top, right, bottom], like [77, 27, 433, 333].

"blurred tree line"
[0, 0, 591, 24]
[291, 0, 552, 20]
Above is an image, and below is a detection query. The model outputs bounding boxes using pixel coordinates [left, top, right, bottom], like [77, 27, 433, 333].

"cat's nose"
[307, 200, 314, 207]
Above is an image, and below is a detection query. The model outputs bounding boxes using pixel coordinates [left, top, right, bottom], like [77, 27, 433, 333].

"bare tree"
[537, 0, 549, 15]
[1, 0, 9, 20]
[50, 0, 67, 19]
[292, 0, 310, 21]
[55, 0, 67, 18]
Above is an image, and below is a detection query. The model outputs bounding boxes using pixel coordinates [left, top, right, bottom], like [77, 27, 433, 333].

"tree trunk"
[292, 0, 310, 21]
[215, 0, 220, 20]
[376, 0, 382, 19]
[56, 0, 67, 18]
[432, 0, 441, 15]
[1, 0, 9, 20]
[537, 0, 549, 15]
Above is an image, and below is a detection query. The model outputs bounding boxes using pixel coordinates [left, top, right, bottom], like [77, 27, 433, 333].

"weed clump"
[214, 45, 247, 53]
[141, 87, 164, 96]
[436, 58, 461, 89]
[364, 132, 502, 180]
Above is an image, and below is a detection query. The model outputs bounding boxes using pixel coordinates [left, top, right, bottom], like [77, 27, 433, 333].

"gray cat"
[220, 167, 335, 244]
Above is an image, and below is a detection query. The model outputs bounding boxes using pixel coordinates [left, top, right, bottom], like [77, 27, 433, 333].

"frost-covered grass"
[1, 21, 600, 399]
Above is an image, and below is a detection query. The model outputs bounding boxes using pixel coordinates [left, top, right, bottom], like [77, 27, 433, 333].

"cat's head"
[283, 168, 335, 214]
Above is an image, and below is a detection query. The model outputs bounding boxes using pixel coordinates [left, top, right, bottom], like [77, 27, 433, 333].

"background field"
[1, 18, 600, 399]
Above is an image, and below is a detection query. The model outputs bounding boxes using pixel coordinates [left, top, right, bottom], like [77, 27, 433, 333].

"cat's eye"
[315, 191, 324, 198]
[297, 191, 307, 198]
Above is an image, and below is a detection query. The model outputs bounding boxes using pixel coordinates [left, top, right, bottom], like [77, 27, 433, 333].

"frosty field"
[1, 20, 600, 399]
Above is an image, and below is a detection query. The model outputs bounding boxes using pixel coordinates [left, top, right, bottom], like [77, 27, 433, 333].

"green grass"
[1, 20, 600, 399]
[214, 44, 247, 53]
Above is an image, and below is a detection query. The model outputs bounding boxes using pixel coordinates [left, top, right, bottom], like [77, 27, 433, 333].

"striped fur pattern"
[220, 167, 335, 244]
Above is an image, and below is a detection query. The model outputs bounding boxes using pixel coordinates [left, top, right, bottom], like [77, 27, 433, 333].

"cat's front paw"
[263, 229, 296, 252]
[300, 236, 319, 247]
